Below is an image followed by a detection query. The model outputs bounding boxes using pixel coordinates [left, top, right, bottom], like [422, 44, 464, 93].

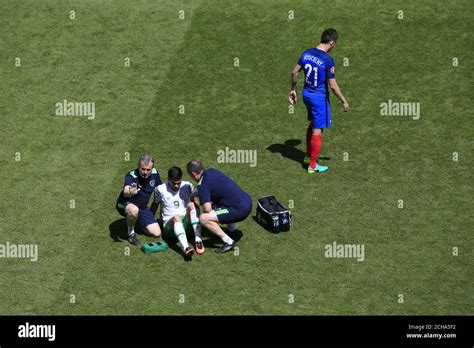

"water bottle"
[272, 214, 280, 232]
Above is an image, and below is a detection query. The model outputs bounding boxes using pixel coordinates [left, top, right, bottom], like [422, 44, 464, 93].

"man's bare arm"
[329, 78, 349, 112]
[289, 63, 302, 104]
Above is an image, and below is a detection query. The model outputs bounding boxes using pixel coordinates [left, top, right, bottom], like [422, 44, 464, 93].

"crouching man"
[116, 154, 162, 245]
[187, 160, 252, 253]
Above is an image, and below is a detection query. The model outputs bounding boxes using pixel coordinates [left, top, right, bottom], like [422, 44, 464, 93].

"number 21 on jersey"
[304, 63, 318, 86]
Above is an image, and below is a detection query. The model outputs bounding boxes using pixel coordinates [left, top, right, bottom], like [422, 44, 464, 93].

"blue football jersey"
[197, 168, 250, 208]
[117, 168, 162, 208]
[298, 47, 335, 94]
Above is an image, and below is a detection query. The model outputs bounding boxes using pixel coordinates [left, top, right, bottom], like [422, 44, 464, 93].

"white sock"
[190, 209, 202, 241]
[174, 222, 189, 250]
[227, 223, 237, 232]
[222, 234, 234, 245]
[127, 227, 135, 237]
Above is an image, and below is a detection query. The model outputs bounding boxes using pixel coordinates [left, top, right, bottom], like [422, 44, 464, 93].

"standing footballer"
[289, 28, 349, 174]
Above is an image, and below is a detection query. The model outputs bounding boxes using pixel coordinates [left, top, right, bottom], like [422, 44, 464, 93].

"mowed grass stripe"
[50, 1, 205, 315]
[0, 0, 202, 314]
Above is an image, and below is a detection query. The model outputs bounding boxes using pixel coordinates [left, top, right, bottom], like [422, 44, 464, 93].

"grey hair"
[138, 154, 155, 167]
[186, 159, 205, 174]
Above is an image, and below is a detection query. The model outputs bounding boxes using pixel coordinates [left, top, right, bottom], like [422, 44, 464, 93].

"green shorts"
[163, 215, 193, 239]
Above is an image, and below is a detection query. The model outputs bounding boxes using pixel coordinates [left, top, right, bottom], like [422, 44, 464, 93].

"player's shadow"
[163, 228, 221, 261]
[109, 218, 128, 242]
[108, 218, 155, 242]
[109, 218, 222, 260]
[266, 139, 330, 167]
[161, 235, 189, 261]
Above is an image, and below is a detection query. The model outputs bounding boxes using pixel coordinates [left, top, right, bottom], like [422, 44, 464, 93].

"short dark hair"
[168, 166, 182, 181]
[186, 160, 205, 174]
[321, 28, 338, 44]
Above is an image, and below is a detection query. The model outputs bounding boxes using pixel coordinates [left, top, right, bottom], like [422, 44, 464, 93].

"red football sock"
[305, 124, 312, 157]
[310, 133, 322, 168]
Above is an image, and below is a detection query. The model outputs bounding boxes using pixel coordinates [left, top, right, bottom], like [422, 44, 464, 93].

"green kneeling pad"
[141, 241, 168, 253]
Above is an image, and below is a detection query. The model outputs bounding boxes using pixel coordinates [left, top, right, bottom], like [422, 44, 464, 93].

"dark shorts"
[214, 196, 253, 224]
[303, 90, 332, 128]
[116, 202, 158, 228]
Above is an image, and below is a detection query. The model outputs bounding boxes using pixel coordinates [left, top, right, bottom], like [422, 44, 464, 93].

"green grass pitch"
[0, 0, 472, 315]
